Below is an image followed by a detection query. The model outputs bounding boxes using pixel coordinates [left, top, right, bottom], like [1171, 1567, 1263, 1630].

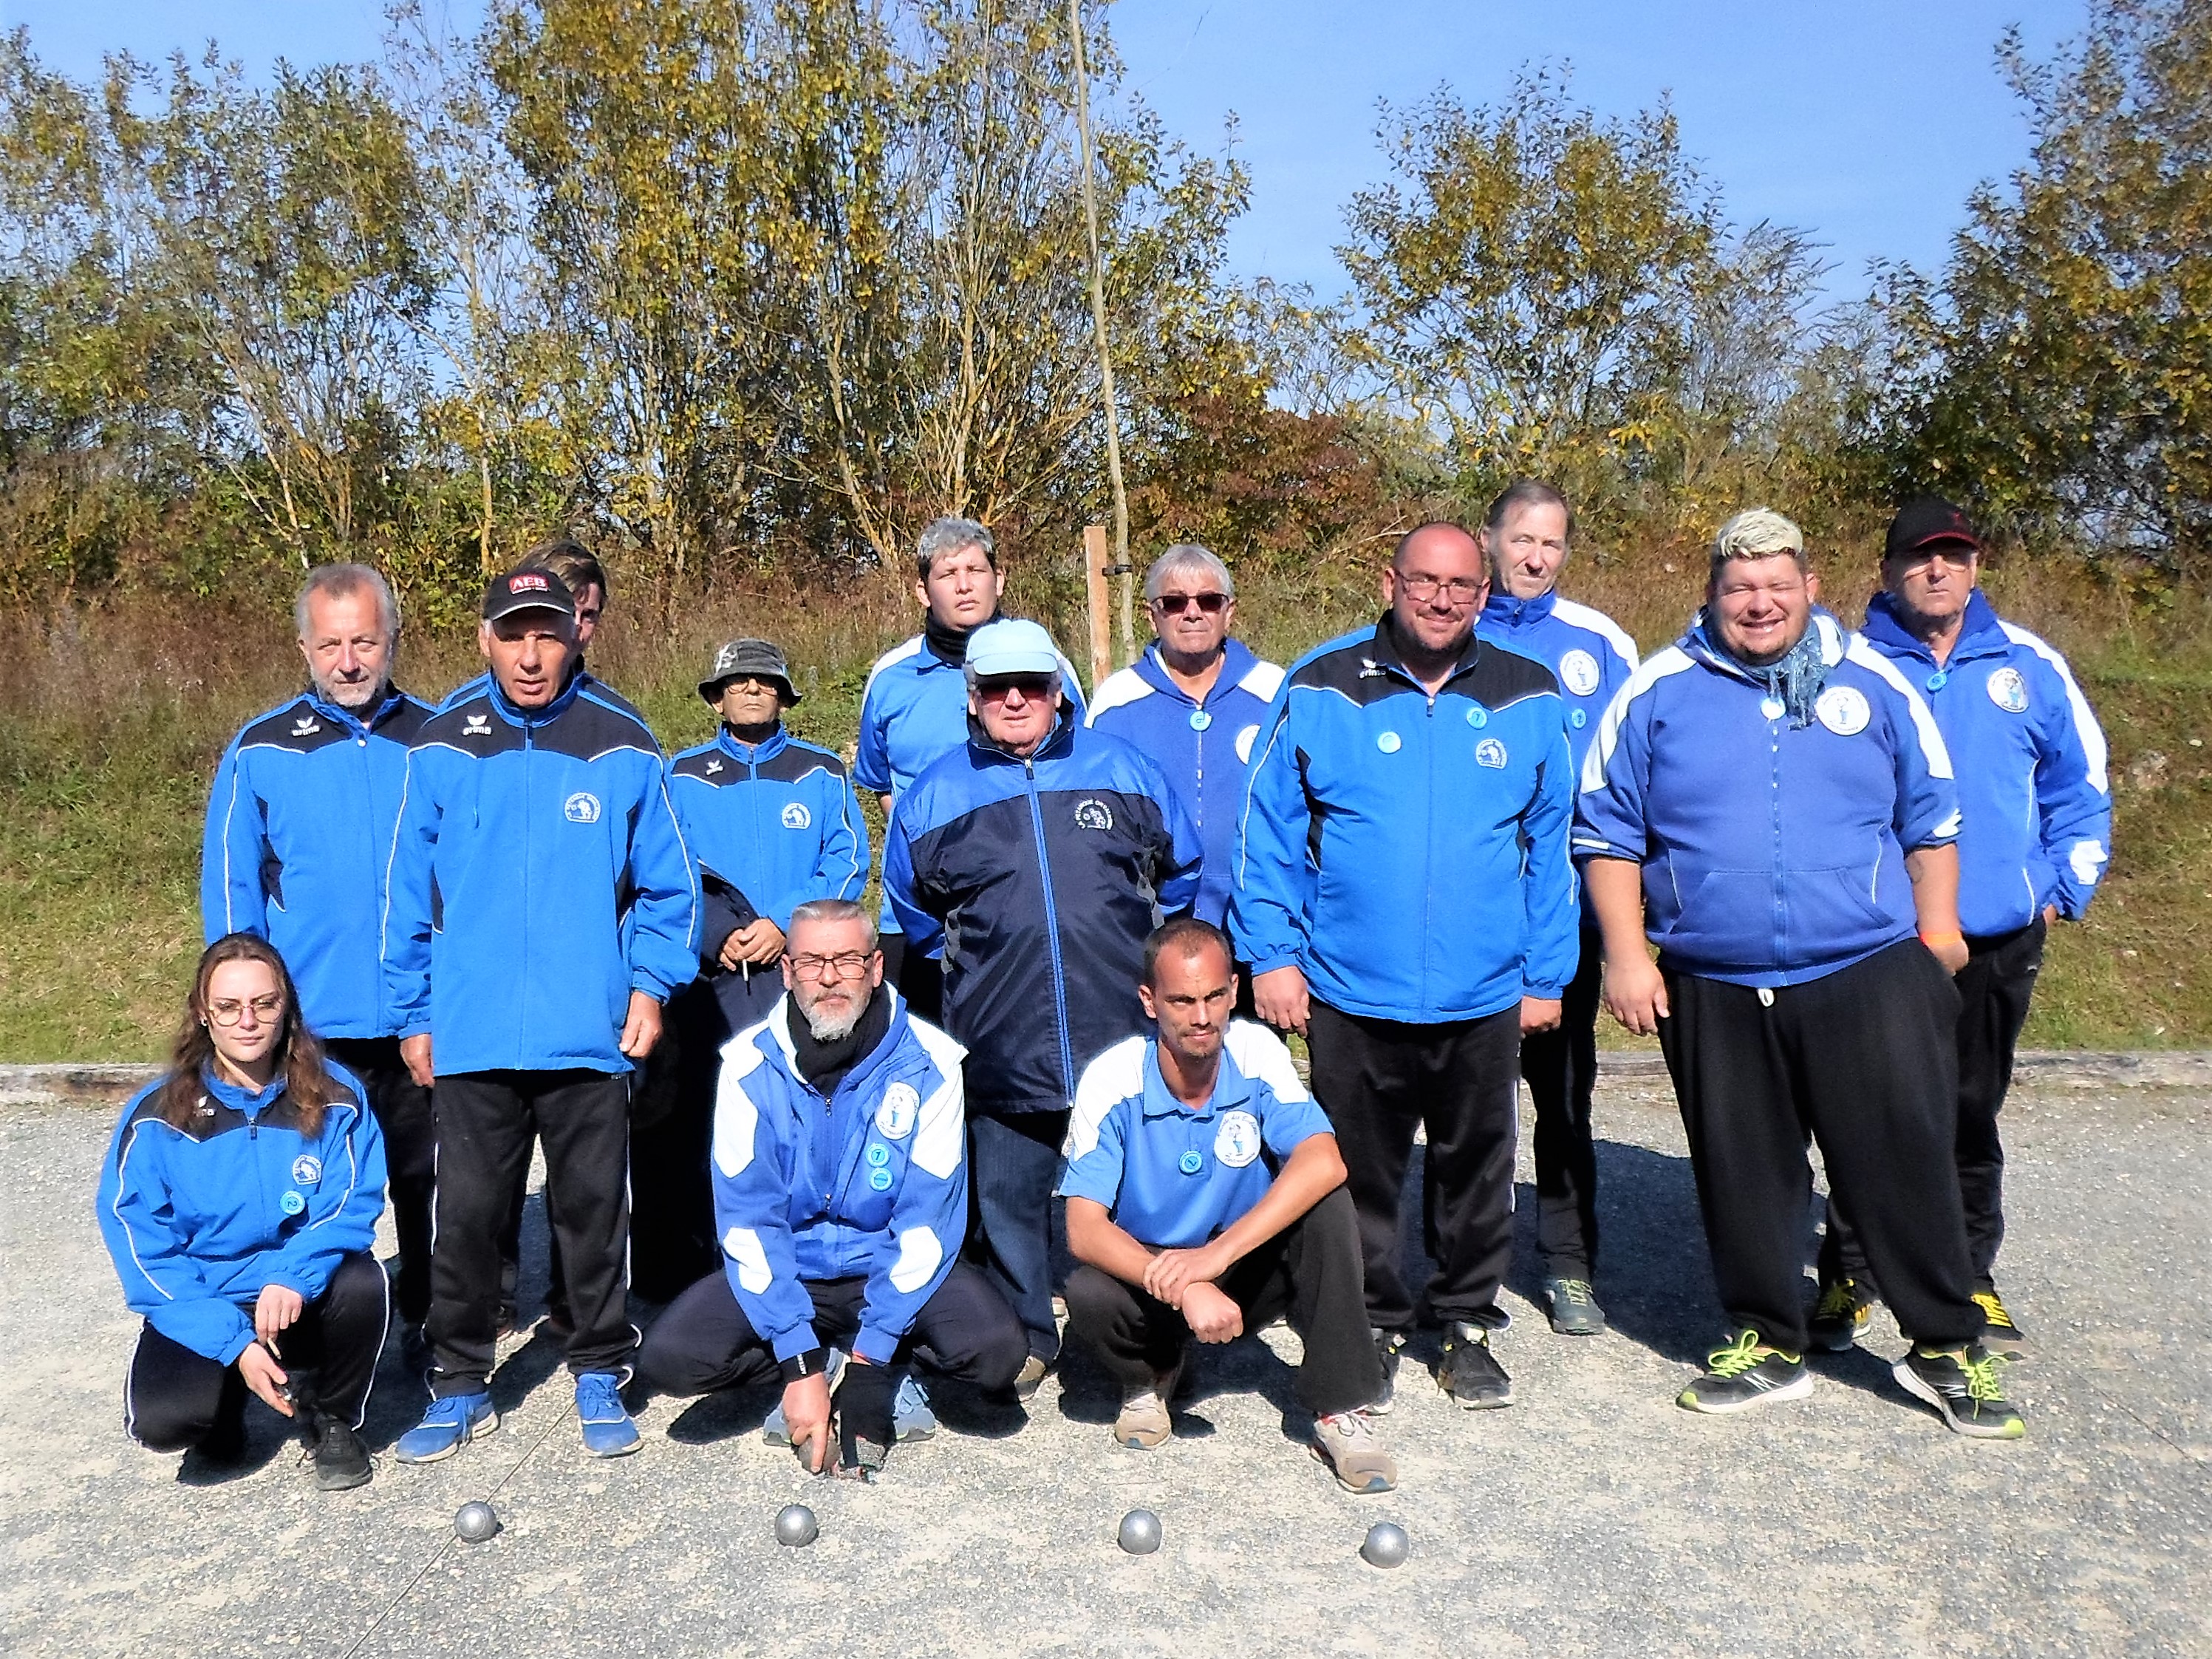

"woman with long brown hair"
[95, 933, 391, 1488]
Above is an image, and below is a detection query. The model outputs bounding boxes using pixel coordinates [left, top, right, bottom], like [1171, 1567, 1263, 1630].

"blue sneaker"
[575, 1372, 641, 1457]
[893, 1372, 936, 1442]
[762, 1351, 845, 1446]
[394, 1391, 497, 1463]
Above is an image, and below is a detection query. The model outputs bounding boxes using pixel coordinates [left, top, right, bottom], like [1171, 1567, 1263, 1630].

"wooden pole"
[1082, 523, 1113, 691]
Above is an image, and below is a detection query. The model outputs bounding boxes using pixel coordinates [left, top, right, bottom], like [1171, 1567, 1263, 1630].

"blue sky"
[3, 0, 2087, 304]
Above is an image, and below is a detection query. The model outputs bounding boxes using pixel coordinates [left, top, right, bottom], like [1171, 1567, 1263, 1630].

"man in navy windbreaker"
[636, 900, 1023, 1476]
[383, 567, 699, 1464]
[1576, 506, 2024, 1438]
[1232, 522, 1579, 1414]
[1472, 481, 1640, 1338]
[1811, 497, 2112, 1357]
[886, 619, 1201, 1386]
[1086, 543, 1283, 930]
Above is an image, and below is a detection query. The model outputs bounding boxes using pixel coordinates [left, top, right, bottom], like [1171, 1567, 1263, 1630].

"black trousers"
[1523, 925, 1604, 1279]
[429, 1069, 635, 1391]
[635, 1262, 1026, 1397]
[1063, 1186, 1382, 1418]
[324, 1038, 436, 1327]
[965, 1108, 1071, 1362]
[1659, 940, 1983, 1352]
[126, 1252, 387, 1451]
[879, 932, 945, 1027]
[1308, 999, 1522, 1332]
[1822, 916, 2047, 1290]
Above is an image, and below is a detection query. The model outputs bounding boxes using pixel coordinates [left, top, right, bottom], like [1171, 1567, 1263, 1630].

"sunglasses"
[1153, 592, 1229, 615]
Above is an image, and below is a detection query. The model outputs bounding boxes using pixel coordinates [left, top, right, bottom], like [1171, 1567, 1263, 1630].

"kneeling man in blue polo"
[1059, 919, 1394, 1493]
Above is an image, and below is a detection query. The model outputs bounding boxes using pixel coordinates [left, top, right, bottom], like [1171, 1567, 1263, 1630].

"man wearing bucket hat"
[885, 617, 1202, 1392]
[633, 640, 869, 1301]
[1808, 498, 2111, 1357]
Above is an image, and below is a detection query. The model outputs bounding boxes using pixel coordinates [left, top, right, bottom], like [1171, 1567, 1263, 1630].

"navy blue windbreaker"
[667, 725, 868, 933]
[201, 688, 433, 1039]
[884, 715, 1203, 1114]
[1860, 590, 2111, 936]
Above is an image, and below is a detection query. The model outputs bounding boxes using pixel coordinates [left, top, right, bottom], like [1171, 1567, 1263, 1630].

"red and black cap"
[482, 566, 577, 622]
[1884, 496, 1982, 562]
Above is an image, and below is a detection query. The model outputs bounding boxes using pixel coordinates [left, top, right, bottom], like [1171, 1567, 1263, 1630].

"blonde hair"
[1709, 508, 1807, 579]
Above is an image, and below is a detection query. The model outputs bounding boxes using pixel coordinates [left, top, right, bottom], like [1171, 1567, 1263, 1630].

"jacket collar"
[200, 1064, 287, 1120]
[1478, 588, 1558, 632]
[1368, 610, 1483, 688]
[1677, 607, 1847, 684]
[485, 665, 585, 729]
[1131, 637, 1259, 707]
[1861, 588, 2007, 664]
[1138, 1038, 1256, 1121]
[966, 706, 1077, 766]
[716, 723, 790, 765]
[765, 987, 913, 1102]
[301, 684, 411, 737]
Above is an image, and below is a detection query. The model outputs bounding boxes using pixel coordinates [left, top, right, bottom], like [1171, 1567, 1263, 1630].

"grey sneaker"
[1014, 1354, 1051, 1401]
[1543, 1277, 1606, 1336]
[1437, 1322, 1513, 1408]
[762, 1351, 846, 1445]
[892, 1372, 936, 1442]
[1368, 1327, 1407, 1415]
[1311, 1407, 1398, 1493]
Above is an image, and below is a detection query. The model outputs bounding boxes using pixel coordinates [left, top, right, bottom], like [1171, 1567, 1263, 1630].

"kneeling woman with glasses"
[97, 933, 389, 1488]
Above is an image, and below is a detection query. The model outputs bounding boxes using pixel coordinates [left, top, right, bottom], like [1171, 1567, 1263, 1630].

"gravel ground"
[2, 1075, 2205, 1658]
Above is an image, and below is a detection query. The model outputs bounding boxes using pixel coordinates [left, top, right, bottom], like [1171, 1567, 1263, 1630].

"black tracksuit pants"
[1659, 939, 1984, 1353]
[1820, 916, 2047, 1291]
[324, 1038, 435, 1328]
[1308, 999, 1522, 1333]
[429, 1069, 635, 1393]
[1521, 924, 1604, 1281]
[126, 1251, 387, 1451]
[1063, 1186, 1382, 1418]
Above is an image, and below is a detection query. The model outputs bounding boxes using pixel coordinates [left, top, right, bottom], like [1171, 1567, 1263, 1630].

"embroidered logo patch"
[564, 792, 601, 824]
[1215, 1110, 1263, 1168]
[875, 1083, 920, 1140]
[781, 801, 812, 830]
[290, 716, 322, 737]
[1236, 723, 1261, 764]
[1073, 798, 1114, 831]
[1559, 649, 1601, 696]
[705, 758, 723, 775]
[1475, 737, 1509, 769]
[1987, 667, 2030, 714]
[463, 712, 492, 736]
[290, 1154, 322, 1186]
[1815, 687, 1871, 736]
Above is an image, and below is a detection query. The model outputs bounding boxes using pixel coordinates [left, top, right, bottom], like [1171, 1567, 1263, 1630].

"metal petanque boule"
[1361, 1522, 1410, 1569]
[1116, 1508, 1162, 1555]
[774, 1503, 819, 1547]
[452, 1501, 500, 1544]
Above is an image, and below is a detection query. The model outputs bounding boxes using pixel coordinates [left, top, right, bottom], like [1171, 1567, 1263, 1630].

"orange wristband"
[1918, 930, 1964, 950]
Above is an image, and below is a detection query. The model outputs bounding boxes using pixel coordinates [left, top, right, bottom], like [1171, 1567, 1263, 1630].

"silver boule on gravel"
[1116, 1508, 1163, 1555]
[1360, 1522, 1410, 1569]
[774, 1503, 819, 1547]
[452, 1501, 500, 1544]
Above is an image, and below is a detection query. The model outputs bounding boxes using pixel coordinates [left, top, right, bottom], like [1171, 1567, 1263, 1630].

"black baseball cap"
[482, 566, 577, 622]
[1884, 496, 1982, 561]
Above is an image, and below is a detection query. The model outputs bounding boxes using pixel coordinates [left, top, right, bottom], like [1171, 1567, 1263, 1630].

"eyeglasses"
[1153, 592, 1229, 615]
[1396, 573, 1484, 604]
[788, 951, 877, 981]
[208, 994, 286, 1026]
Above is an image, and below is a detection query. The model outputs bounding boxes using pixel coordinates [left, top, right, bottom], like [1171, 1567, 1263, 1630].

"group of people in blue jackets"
[99, 486, 2109, 1496]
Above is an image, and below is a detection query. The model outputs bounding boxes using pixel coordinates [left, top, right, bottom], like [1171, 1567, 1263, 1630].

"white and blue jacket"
[1860, 590, 2111, 936]
[201, 687, 434, 1039]
[854, 627, 1087, 932]
[1230, 616, 1581, 1023]
[885, 715, 1202, 1115]
[1058, 1021, 1332, 1250]
[98, 1064, 387, 1365]
[1574, 609, 1961, 987]
[1085, 639, 1284, 928]
[1476, 590, 1640, 774]
[382, 672, 700, 1075]
[710, 992, 969, 1364]
[667, 724, 868, 936]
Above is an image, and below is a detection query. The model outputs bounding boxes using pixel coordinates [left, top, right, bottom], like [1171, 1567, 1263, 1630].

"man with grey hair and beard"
[636, 899, 1025, 1478]
[202, 562, 437, 1374]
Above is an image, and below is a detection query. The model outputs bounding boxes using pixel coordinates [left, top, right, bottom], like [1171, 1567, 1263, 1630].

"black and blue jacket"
[97, 1064, 387, 1365]
[1231, 616, 1581, 1023]
[666, 724, 868, 938]
[884, 715, 1202, 1114]
[1574, 610, 1961, 987]
[1860, 590, 2111, 936]
[382, 672, 700, 1076]
[200, 688, 433, 1040]
[711, 991, 970, 1364]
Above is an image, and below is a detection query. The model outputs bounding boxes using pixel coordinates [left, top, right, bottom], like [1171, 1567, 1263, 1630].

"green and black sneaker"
[1808, 1275, 1874, 1352]
[1676, 1329, 1814, 1414]
[1894, 1342, 2026, 1439]
[1973, 1284, 2028, 1361]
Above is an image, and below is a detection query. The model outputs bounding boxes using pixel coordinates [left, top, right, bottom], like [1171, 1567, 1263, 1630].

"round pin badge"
[279, 1190, 306, 1216]
[865, 1144, 890, 1168]
[1569, 708, 1588, 729]
[868, 1168, 893, 1191]
[1464, 705, 1489, 728]
[1925, 670, 1949, 692]
[1759, 695, 1786, 721]
[1178, 1149, 1204, 1175]
[1376, 731, 1402, 753]
[1188, 709, 1212, 732]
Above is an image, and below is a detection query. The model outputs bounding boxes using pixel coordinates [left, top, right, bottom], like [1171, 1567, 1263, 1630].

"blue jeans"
[966, 1108, 1071, 1363]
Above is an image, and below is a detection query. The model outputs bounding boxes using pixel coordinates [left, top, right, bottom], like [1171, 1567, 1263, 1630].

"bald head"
[1384, 521, 1487, 664]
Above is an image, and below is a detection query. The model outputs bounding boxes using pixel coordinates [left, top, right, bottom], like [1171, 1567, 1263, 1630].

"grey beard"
[803, 1000, 862, 1043]
[313, 674, 385, 712]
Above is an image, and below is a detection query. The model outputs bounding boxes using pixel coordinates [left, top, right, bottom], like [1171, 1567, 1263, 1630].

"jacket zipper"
[1023, 757, 1078, 1101]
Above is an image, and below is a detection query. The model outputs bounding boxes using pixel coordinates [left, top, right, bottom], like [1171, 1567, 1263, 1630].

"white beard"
[802, 999, 863, 1043]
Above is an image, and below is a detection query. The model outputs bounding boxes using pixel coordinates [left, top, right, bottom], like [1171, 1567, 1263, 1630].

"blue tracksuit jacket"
[854, 627, 1087, 933]
[1085, 638, 1284, 928]
[1860, 590, 2111, 936]
[884, 715, 1202, 1114]
[382, 672, 700, 1075]
[201, 687, 433, 1039]
[1573, 609, 1962, 987]
[1230, 617, 1580, 1023]
[667, 724, 868, 934]
[1476, 590, 1640, 774]
[98, 1064, 387, 1365]
[710, 992, 970, 1364]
